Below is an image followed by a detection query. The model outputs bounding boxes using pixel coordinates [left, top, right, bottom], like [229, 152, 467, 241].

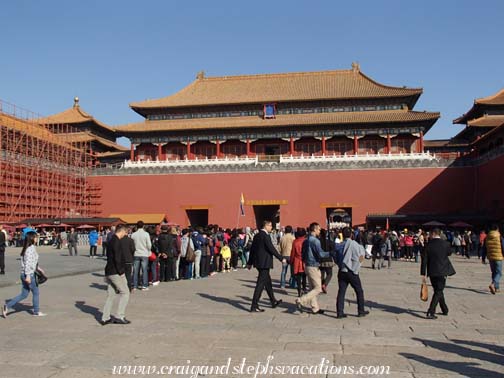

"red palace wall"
[475, 154, 504, 219]
[90, 166, 474, 228]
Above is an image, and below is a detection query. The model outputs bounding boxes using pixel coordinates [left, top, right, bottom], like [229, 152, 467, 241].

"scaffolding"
[0, 99, 101, 222]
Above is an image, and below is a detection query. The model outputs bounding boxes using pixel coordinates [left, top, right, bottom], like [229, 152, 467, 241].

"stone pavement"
[0, 253, 502, 378]
[0, 246, 106, 288]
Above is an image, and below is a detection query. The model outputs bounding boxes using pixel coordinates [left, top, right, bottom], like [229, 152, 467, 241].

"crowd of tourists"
[1, 220, 502, 324]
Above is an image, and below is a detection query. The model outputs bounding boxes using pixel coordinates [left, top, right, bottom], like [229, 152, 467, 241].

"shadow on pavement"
[401, 338, 504, 377]
[347, 299, 426, 318]
[75, 300, 102, 323]
[90, 282, 108, 291]
[197, 293, 250, 312]
[445, 285, 489, 295]
[3, 302, 33, 315]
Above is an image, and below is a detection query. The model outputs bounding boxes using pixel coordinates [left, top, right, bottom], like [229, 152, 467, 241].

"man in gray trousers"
[101, 224, 131, 325]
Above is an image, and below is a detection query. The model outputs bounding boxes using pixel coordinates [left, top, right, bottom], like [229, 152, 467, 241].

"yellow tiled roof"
[116, 109, 440, 133]
[475, 88, 504, 105]
[453, 88, 504, 124]
[0, 113, 76, 150]
[58, 132, 128, 151]
[109, 214, 166, 224]
[130, 67, 422, 110]
[94, 151, 129, 158]
[467, 115, 504, 127]
[39, 104, 115, 133]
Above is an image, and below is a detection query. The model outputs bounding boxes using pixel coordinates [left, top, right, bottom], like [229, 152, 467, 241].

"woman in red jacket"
[290, 228, 308, 297]
[404, 232, 414, 261]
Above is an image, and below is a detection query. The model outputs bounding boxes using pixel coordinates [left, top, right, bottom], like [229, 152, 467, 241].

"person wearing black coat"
[102, 225, 130, 325]
[157, 227, 176, 281]
[247, 221, 286, 312]
[119, 231, 136, 290]
[421, 228, 456, 319]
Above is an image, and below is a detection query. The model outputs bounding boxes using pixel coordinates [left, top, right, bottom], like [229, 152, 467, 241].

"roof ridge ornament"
[351, 62, 360, 73]
[196, 71, 205, 80]
[73, 97, 80, 108]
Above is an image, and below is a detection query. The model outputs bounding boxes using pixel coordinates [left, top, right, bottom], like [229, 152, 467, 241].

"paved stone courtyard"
[0, 246, 503, 378]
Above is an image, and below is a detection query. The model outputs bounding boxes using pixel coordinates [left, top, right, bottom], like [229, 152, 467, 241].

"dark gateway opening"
[253, 205, 280, 229]
[325, 207, 352, 229]
[186, 209, 209, 228]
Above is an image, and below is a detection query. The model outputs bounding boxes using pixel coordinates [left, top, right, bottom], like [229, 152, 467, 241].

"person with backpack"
[483, 224, 503, 294]
[335, 227, 368, 319]
[295, 222, 330, 315]
[191, 230, 204, 279]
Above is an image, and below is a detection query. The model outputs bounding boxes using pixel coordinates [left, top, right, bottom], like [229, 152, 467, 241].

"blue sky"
[2, 0, 504, 144]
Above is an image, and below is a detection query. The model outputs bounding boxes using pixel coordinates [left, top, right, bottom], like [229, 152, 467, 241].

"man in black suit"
[421, 228, 456, 319]
[247, 220, 286, 312]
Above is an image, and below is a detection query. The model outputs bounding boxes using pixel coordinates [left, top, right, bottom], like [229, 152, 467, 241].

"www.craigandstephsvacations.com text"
[112, 356, 391, 377]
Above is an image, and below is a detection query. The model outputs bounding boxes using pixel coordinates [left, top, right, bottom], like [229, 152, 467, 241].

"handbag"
[186, 242, 196, 262]
[420, 278, 428, 302]
[446, 261, 456, 277]
[35, 266, 48, 286]
[148, 252, 157, 262]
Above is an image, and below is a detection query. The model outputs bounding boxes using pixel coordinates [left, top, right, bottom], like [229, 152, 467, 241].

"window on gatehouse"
[192, 144, 216, 159]
[296, 142, 321, 155]
[222, 143, 246, 157]
[326, 141, 353, 155]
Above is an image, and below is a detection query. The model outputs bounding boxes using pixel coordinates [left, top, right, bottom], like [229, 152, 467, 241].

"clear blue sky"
[2, 0, 504, 144]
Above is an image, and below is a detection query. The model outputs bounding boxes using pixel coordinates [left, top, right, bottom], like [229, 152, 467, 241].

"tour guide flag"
[240, 193, 245, 216]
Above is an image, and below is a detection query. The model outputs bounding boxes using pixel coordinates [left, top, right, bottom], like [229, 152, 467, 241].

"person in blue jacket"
[89, 229, 99, 258]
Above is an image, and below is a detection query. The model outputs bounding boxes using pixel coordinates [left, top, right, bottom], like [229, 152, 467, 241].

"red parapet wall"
[90, 166, 474, 227]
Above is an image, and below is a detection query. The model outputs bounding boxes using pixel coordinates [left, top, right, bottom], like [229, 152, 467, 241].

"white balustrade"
[120, 152, 438, 170]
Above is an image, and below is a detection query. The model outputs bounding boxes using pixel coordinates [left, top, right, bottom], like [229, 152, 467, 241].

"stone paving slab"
[0, 253, 503, 377]
[0, 245, 106, 287]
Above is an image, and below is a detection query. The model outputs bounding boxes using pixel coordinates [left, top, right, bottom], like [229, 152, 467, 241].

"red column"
[289, 137, 294, 155]
[216, 140, 220, 158]
[130, 144, 134, 161]
[186, 142, 191, 160]
[157, 143, 162, 160]
[246, 139, 251, 157]
[387, 134, 392, 154]
[419, 131, 424, 153]
[353, 136, 359, 155]
[321, 136, 326, 156]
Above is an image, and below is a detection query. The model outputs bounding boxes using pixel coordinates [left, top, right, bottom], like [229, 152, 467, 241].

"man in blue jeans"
[131, 221, 152, 290]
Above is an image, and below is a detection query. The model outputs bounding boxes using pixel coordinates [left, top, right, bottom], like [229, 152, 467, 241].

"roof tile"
[130, 68, 422, 109]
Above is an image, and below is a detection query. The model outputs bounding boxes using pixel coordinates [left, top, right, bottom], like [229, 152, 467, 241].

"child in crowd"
[220, 241, 232, 272]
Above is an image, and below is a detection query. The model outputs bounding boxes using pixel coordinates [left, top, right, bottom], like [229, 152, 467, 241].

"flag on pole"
[240, 193, 245, 216]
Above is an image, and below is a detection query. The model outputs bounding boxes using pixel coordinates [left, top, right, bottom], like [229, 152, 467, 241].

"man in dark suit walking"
[247, 220, 286, 312]
[421, 228, 456, 319]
